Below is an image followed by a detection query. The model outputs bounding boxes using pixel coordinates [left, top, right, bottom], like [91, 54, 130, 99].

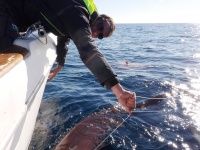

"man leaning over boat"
[0, 0, 136, 114]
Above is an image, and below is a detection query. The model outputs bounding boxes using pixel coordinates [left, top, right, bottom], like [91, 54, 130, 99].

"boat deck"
[0, 45, 30, 78]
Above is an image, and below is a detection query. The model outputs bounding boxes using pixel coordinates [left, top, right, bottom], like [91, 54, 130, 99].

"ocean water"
[29, 23, 200, 150]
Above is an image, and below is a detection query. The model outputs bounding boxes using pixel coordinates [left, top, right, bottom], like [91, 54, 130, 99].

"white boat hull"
[0, 33, 57, 150]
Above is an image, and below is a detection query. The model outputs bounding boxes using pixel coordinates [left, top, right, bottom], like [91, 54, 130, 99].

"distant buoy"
[125, 61, 129, 65]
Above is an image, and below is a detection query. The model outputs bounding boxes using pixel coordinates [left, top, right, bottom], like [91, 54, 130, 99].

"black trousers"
[0, 13, 19, 51]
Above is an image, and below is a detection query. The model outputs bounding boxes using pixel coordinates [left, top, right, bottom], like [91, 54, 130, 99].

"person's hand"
[47, 65, 63, 82]
[117, 90, 136, 114]
[111, 83, 136, 114]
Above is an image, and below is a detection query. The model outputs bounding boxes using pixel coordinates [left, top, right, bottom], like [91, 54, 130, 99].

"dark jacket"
[1, 0, 119, 89]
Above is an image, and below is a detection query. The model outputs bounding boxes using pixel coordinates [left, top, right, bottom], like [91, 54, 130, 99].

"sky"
[95, 0, 200, 23]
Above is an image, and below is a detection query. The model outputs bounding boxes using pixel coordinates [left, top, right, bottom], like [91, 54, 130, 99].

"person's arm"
[56, 36, 70, 66]
[71, 29, 136, 114]
[111, 83, 136, 114]
[47, 65, 63, 82]
[63, 10, 136, 113]
[47, 36, 70, 82]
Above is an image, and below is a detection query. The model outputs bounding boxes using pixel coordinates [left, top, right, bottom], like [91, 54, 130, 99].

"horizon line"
[115, 22, 200, 24]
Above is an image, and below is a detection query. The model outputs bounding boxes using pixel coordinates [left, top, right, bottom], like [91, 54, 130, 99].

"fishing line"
[94, 110, 160, 150]
[136, 95, 167, 100]
[31, 32, 47, 45]
[94, 114, 131, 150]
[94, 95, 166, 150]
[132, 110, 161, 113]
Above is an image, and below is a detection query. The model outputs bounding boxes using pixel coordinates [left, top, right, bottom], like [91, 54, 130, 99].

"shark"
[54, 94, 166, 150]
